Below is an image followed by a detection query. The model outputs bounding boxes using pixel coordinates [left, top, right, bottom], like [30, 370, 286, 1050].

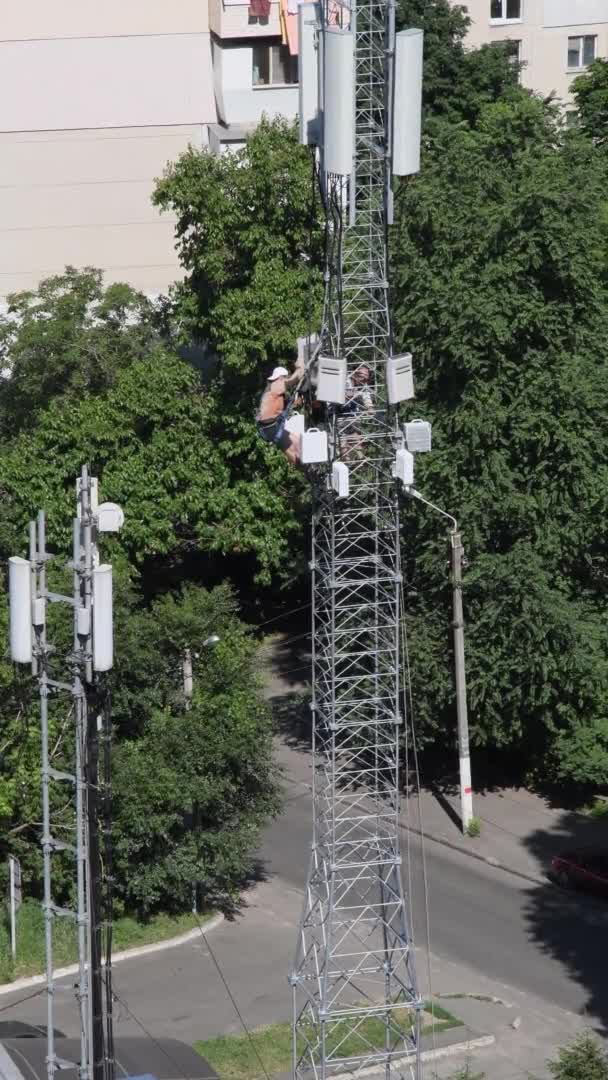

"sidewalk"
[406, 784, 607, 887]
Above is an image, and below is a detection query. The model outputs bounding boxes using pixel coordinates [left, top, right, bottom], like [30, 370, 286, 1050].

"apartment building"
[0, 1, 300, 301]
[458, 0, 608, 104]
[209, 0, 299, 150]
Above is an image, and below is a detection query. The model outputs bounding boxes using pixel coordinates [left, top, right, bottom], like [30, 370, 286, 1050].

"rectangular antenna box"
[332, 461, 349, 498]
[393, 448, 414, 487]
[404, 419, 432, 453]
[386, 354, 414, 404]
[285, 412, 305, 435]
[301, 428, 328, 465]
[317, 356, 347, 404]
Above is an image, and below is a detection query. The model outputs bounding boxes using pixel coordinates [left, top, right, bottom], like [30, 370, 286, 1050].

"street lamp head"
[203, 634, 220, 648]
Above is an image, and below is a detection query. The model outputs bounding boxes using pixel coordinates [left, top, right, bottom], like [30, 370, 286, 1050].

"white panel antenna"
[386, 353, 414, 403]
[92, 564, 113, 672]
[332, 462, 349, 498]
[9, 557, 32, 664]
[301, 428, 329, 465]
[323, 29, 354, 175]
[299, 4, 321, 145]
[317, 356, 347, 404]
[405, 419, 432, 453]
[393, 448, 415, 488]
[392, 29, 424, 176]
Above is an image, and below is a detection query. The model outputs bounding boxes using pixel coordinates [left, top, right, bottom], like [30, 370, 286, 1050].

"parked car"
[551, 849, 608, 896]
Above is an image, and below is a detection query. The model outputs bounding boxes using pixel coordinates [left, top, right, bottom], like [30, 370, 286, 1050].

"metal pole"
[9, 857, 16, 962]
[451, 530, 473, 833]
[37, 512, 56, 1080]
[183, 649, 193, 710]
[408, 490, 473, 831]
[73, 515, 91, 1080]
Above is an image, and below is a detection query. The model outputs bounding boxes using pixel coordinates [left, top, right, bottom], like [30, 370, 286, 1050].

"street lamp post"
[408, 489, 474, 833]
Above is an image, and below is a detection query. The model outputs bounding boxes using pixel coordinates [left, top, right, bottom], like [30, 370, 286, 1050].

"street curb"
[325, 1035, 496, 1079]
[421, 1033, 496, 1063]
[0, 912, 224, 998]
[406, 823, 547, 888]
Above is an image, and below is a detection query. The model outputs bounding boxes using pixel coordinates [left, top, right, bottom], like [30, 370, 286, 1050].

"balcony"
[209, 0, 282, 39]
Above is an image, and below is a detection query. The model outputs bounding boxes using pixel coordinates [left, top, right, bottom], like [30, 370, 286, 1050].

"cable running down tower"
[290, 3, 425, 1080]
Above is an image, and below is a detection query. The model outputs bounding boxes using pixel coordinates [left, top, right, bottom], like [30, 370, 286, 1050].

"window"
[252, 43, 298, 86]
[490, 0, 521, 21]
[567, 35, 596, 69]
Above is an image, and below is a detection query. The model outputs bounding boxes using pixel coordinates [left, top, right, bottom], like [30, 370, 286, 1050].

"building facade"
[0, 0, 300, 300]
[458, 0, 608, 104]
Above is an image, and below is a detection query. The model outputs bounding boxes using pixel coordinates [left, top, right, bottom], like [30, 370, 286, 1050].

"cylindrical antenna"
[9, 556, 32, 664]
[92, 565, 113, 672]
[392, 28, 424, 176]
[299, 3, 321, 145]
[323, 28, 355, 175]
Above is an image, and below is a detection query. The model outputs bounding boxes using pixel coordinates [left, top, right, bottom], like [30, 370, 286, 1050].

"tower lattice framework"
[290, 0, 423, 1077]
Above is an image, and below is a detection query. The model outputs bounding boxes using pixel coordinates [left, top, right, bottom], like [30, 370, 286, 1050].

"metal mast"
[291, 0, 423, 1077]
[10, 467, 120, 1080]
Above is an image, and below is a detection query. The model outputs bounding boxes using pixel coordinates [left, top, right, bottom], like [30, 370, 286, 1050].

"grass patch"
[195, 1000, 463, 1080]
[0, 899, 211, 984]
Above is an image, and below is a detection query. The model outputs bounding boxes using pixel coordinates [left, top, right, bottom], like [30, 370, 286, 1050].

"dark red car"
[551, 849, 608, 896]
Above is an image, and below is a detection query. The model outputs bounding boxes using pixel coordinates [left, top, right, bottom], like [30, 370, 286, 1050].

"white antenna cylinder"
[392, 28, 424, 177]
[323, 28, 354, 175]
[9, 557, 32, 664]
[92, 564, 113, 672]
[299, 3, 320, 145]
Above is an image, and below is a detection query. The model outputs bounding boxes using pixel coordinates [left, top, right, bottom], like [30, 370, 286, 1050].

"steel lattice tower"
[290, 0, 423, 1077]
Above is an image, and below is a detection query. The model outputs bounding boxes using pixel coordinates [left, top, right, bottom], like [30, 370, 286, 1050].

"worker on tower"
[256, 362, 304, 466]
[337, 364, 373, 455]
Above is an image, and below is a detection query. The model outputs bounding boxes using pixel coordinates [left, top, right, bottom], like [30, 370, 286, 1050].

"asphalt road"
[1, 744, 604, 1049]
[261, 749, 606, 1020]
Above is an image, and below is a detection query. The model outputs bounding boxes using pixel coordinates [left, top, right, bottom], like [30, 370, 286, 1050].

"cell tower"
[290, 2, 425, 1079]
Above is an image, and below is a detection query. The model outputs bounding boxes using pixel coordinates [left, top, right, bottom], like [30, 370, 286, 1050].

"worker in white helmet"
[256, 362, 303, 466]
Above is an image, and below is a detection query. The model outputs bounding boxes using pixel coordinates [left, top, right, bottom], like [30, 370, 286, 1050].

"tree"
[111, 628, 280, 915]
[392, 96, 608, 783]
[0, 267, 156, 436]
[153, 117, 323, 374]
[0, 270, 305, 585]
[547, 1032, 608, 1080]
[396, 0, 521, 125]
[572, 58, 608, 146]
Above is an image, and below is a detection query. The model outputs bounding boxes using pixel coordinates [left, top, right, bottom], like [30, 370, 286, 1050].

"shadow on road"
[523, 811, 608, 1034]
[271, 691, 313, 751]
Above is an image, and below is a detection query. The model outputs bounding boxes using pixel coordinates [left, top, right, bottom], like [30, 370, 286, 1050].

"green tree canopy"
[547, 1032, 608, 1080]
[0, 267, 156, 436]
[392, 95, 608, 781]
[0, 270, 305, 584]
[397, 0, 521, 124]
[572, 58, 608, 146]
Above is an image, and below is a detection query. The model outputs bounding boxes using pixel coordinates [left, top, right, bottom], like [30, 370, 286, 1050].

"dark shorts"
[257, 418, 291, 450]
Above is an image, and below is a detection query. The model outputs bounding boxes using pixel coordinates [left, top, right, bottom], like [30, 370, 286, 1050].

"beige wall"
[0, 2, 218, 300]
[459, 0, 608, 104]
[0, 125, 204, 298]
[0, 34, 216, 132]
[3, 0, 209, 40]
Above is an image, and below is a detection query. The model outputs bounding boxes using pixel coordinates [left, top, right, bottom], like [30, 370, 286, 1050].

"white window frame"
[566, 34, 597, 71]
[490, 0, 523, 25]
